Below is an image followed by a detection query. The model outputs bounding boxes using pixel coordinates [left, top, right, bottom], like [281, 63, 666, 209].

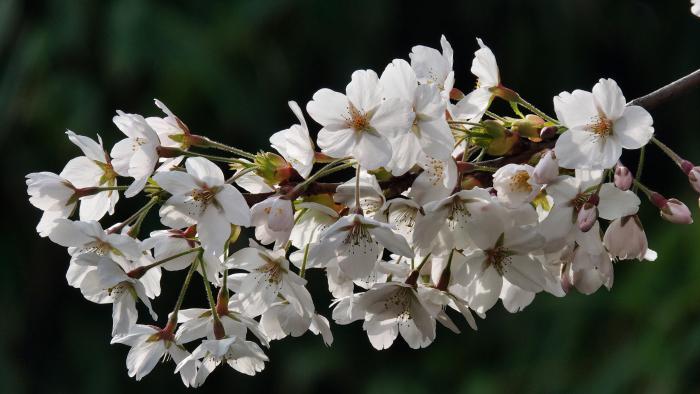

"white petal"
[614, 106, 654, 149]
[592, 78, 626, 120]
[185, 157, 224, 187]
[597, 183, 640, 220]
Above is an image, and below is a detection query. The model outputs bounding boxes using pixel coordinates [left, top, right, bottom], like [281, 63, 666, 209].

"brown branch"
[240, 68, 700, 205]
[628, 68, 700, 110]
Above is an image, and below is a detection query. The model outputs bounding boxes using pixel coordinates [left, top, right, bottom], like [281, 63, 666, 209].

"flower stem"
[632, 178, 653, 198]
[515, 97, 559, 124]
[226, 166, 259, 184]
[650, 136, 682, 164]
[199, 254, 220, 321]
[299, 244, 310, 278]
[109, 196, 160, 235]
[195, 136, 257, 160]
[633, 146, 646, 194]
[485, 111, 508, 123]
[151, 247, 201, 270]
[354, 164, 361, 214]
[167, 257, 199, 327]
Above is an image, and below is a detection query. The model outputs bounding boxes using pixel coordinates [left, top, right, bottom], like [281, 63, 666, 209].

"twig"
[628, 68, 700, 109]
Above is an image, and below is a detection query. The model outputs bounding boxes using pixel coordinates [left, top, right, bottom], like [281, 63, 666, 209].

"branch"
[240, 68, 700, 204]
[628, 68, 700, 110]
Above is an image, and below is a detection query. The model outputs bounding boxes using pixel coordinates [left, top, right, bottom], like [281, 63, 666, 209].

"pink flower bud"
[688, 167, 700, 193]
[659, 198, 693, 224]
[577, 203, 598, 232]
[603, 215, 649, 261]
[614, 163, 633, 191]
[533, 150, 559, 184]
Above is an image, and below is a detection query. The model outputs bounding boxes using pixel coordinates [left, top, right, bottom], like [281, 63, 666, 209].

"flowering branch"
[24, 25, 700, 387]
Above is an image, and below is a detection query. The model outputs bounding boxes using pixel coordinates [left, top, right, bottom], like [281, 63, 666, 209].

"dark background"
[3, 0, 700, 393]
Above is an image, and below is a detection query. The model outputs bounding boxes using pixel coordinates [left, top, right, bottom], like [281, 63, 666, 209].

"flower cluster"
[26, 34, 699, 386]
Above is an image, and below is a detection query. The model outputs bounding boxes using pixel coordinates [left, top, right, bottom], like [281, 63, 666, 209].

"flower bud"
[687, 166, 700, 193]
[660, 198, 693, 224]
[532, 150, 558, 184]
[490, 85, 520, 102]
[449, 88, 465, 101]
[254, 152, 291, 184]
[613, 163, 633, 191]
[603, 215, 649, 261]
[511, 114, 544, 140]
[539, 126, 558, 139]
[577, 202, 598, 232]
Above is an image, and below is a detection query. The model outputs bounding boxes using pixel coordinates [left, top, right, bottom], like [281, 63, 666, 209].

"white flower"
[153, 157, 251, 259]
[379, 59, 453, 175]
[554, 78, 654, 170]
[142, 228, 198, 271]
[456, 210, 549, 314]
[288, 202, 339, 251]
[145, 99, 189, 148]
[175, 302, 267, 346]
[112, 324, 195, 386]
[269, 101, 315, 178]
[409, 35, 454, 102]
[454, 38, 500, 120]
[407, 154, 458, 205]
[540, 172, 640, 248]
[532, 150, 559, 185]
[492, 164, 541, 208]
[333, 170, 385, 218]
[176, 337, 268, 385]
[66, 253, 158, 337]
[693, 0, 700, 17]
[250, 196, 295, 247]
[260, 303, 333, 346]
[307, 214, 414, 279]
[226, 243, 314, 318]
[345, 282, 439, 350]
[111, 111, 161, 197]
[26, 172, 78, 237]
[603, 215, 657, 261]
[378, 198, 423, 242]
[48, 219, 143, 261]
[62, 130, 119, 221]
[412, 188, 497, 254]
[306, 69, 414, 170]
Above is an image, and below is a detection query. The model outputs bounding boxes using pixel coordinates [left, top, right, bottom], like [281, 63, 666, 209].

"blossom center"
[191, 187, 217, 206]
[588, 115, 613, 138]
[258, 259, 285, 284]
[485, 246, 514, 276]
[347, 104, 371, 132]
[509, 170, 532, 193]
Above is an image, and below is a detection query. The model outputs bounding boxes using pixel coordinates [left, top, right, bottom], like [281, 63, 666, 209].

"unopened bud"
[659, 198, 693, 224]
[511, 115, 544, 140]
[540, 126, 558, 140]
[614, 163, 633, 191]
[490, 85, 520, 102]
[577, 203, 598, 232]
[449, 88, 465, 101]
[213, 318, 226, 340]
[486, 131, 519, 156]
[254, 152, 290, 184]
[532, 150, 559, 184]
[687, 166, 700, 193]
[460, 175, 482, 190]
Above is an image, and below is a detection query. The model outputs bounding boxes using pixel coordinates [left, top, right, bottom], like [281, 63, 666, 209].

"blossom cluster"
[26, 34, 699, 386]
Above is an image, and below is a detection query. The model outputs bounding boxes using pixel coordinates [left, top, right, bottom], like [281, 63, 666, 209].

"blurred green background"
[2, 0, 700, 393]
